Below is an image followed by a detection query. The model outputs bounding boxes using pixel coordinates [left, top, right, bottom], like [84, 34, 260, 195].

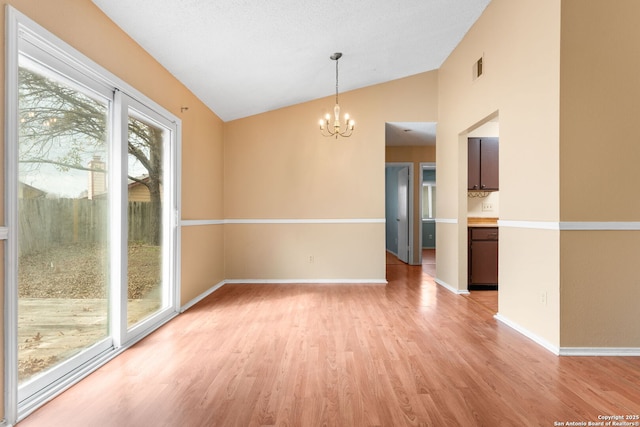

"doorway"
[464, 115, 500, 313]
[384, 122, 436, 268]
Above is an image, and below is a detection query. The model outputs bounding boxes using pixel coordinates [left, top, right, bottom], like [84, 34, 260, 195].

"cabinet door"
[470, 240, 498, 284]
[480, 137, 499, 190]
[468, 138, 481, 190]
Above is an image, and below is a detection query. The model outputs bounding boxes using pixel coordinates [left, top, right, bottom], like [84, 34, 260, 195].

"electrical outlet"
[539, 291, 547, 306]
[482, 202, 494, 212]
[309, 255, 314, 263]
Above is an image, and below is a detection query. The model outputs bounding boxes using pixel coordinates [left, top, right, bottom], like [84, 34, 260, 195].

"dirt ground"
[18, 242, 161, 380]
[19, 242, 161, 299]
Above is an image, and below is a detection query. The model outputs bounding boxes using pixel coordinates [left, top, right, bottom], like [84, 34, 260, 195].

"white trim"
[559, 347, 640, 356]
[435, 218, 458, 224]
[498, 220, 640, 231]
[5, 6, 22, 423]
[498, 220, 559, 230]
[0, 227, 9, 240]
[181, 219, 225, 226]
[225, 218, 385, 224]
[559, 221, 640, 230]
[180, 218, 385, 226]
[494, 313, 560, 355]
[225, 279, 388, 285]
[110, 89, 127, 349]
[180, 281, 226, 313]
[434, 279, 470, 295]
[484, 326, 640, 355]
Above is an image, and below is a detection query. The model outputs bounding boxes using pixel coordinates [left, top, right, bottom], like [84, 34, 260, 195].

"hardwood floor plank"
[16, 263, 640, 427]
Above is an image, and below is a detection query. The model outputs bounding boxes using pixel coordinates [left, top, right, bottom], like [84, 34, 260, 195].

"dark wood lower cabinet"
[468, 227, 498, 290]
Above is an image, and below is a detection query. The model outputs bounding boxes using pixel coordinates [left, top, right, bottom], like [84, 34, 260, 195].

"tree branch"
[19, 159, 106, 173]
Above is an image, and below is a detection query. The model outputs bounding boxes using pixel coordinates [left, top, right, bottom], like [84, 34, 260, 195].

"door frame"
[397, 166, 410, 264]
[385, 162, 414, 264]
[419, 162, 436, 263]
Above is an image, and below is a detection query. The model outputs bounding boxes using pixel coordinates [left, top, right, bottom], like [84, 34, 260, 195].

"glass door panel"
[126, 109, 169, 328]
[17, 63, 111, 393]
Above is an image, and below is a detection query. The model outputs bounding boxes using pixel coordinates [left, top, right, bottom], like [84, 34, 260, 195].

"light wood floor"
[18, 253, 640, 426]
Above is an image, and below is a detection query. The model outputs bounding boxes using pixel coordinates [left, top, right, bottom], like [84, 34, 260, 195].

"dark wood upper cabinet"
[468, 137, 499, 191]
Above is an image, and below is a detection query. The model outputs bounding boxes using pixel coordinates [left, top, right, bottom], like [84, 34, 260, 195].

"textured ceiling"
[386, 122, 437, 146]
[92, 0, 491, 122]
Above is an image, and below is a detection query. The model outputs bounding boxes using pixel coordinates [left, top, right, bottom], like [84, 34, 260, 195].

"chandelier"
[319, 52, 355, 138]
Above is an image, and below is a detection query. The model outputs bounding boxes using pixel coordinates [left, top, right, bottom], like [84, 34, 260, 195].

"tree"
[18, 66, 163, 245]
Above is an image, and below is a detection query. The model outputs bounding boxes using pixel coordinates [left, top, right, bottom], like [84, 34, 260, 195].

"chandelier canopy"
[319, 52, 354, 139]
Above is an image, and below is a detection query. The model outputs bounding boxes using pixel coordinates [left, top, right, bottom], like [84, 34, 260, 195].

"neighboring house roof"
[128, 175, 150, 189]
[18, 181, 47, 199]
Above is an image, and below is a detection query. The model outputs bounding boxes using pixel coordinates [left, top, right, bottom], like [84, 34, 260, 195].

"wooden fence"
[18, 199, 157, 256]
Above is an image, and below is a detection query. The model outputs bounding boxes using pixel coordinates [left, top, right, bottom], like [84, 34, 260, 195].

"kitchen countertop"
[467, 217, 498, 227]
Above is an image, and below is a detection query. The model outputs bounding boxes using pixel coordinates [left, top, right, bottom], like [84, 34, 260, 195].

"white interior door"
[397, 167, 410, 263]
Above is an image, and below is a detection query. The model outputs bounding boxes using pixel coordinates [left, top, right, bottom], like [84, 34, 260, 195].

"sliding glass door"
[122, 97, 176, 336]
[9, 12, 179, 414]
[17, 60, 114, 400]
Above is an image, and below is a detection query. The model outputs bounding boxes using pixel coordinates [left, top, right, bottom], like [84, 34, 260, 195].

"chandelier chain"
[335, 58, 339, 105]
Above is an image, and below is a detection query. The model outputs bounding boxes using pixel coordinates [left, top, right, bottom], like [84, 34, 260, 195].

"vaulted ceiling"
[92, 0, 491, 124]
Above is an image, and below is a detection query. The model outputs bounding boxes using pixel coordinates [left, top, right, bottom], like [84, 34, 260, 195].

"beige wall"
[437, 0, 562, 345]
[386, 145, 436, 264]
[558, 0, 640, 347]
[224, 223, 384, 281]
[439, 0, 640, 350]
[224, 71, 438, 280]
[560, 232, 640, 347]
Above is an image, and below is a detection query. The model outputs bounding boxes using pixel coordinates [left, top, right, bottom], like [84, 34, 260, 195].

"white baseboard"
[494, 314, 640, 356]
[180, 280, 226, 312]
[434, 278, 470, 295]
[494, 313, 560, 355]
[224, 279, 388, 285]
[559, 347, 640, 356]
